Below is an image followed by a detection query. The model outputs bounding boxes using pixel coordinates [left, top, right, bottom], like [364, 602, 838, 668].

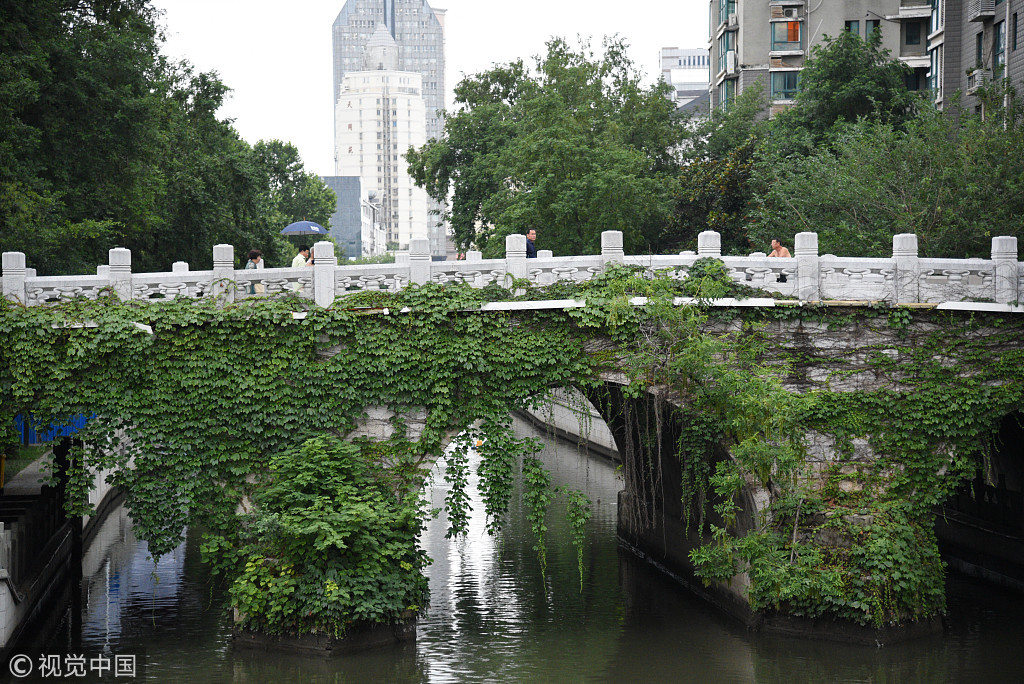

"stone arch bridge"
[2, 230, 1023, 640]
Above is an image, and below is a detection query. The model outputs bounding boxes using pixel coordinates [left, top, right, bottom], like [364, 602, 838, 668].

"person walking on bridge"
[292, 245, 312, 268]
[244, 249, 264, 294]
[526, 229, 537, 258]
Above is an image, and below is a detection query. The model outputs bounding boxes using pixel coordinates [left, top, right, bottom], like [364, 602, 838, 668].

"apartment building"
[709, 0, 1023, 114]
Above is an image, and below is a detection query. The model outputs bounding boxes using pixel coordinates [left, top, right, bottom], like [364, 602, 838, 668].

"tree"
[772, 30, 916, 149]
[663, 85, 769, 255]
[749, 104, 1024, 258]
[664, 137, 761, 255]
[253, 140, 336, 230]
[408, 38, 683, 257]
[0, 0, 329, 274]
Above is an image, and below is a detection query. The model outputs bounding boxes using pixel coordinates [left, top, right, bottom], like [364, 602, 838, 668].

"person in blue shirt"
[526, 229, 537, 258]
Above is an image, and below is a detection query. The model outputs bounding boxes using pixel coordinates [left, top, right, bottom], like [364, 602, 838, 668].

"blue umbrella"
[280, 220, 328, 236]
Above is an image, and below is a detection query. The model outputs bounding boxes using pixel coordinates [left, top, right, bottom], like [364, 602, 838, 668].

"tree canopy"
[408, 38, 683, 257]
[772, 30, 917, 148]
[667, 31, 1024, 259]
[0, 0, 333, 273]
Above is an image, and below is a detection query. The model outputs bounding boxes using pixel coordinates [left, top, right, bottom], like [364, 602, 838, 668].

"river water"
[35, 415, 1024, 682]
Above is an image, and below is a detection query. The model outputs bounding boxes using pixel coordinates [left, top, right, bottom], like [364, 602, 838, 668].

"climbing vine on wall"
[2, 263, 1021, 635]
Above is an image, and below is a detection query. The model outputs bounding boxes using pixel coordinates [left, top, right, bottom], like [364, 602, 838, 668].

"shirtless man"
[768, 238, 791, 258]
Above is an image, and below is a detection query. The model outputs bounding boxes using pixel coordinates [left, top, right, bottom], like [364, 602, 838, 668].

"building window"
[928, 45, 943, 99]
[845, 20, 860, 36]
[771, 72, 799, 100]
[718, 0, 736, 25]
[931, 0, 944, 32]
[976, 32, 983, 69]
[1014, 13, 1019, 50]
[995, 20, 1006, 75]
[720, 79, 735, 108]
[906, 21, 922, 45]
[718, 31, 735, 71]
[771, 21, 802, 51]
[866, 19, 881, 37]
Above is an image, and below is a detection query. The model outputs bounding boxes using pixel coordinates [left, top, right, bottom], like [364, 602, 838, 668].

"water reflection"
[39, 414, 1024, 683]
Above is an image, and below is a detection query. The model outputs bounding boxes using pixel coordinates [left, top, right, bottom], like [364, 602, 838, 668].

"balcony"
[967, 68, 991, 94]
[968, 0, 996, 22]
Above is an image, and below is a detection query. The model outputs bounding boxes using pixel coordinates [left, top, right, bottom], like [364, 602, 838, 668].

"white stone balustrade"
[2, 232, 1020, 309]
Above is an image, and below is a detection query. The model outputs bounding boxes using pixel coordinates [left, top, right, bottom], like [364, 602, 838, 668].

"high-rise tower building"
[332, 0, 447, 256]
[335, 25, 429, 251]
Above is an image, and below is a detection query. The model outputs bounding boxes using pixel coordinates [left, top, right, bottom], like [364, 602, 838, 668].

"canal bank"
[0, 444, 123, 663]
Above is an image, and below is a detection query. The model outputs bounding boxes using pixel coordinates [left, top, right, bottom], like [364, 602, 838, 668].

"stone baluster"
[172, 262, 189, 272]
[409, 238, 431, 286]
[537, 250, 553, 258]
[2, 252, 27, 304]
[463, 251, 483, 288]
[697, 230, 722, 257]
[313, 240, 338, 308]
[211, 244, 234, 305]
[601, 230, 624, 267]
[505, 233, 527, 286]
[109, 247, 133, 301]
[991, 236, 1018, 304]
[794, 232, 820, 301]
[893, 234, 919, 304]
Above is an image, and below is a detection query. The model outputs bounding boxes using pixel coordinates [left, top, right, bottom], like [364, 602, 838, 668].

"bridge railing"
[2, 231, 1020, 307]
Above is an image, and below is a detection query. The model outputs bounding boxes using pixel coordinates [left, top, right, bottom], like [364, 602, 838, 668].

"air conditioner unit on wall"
[783, 7, 799, 19]
[726, 51, 738, 75]
[728, 13, 738, 27]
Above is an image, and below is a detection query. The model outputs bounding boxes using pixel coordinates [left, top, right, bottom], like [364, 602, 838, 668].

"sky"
[150, 1, 710, 178]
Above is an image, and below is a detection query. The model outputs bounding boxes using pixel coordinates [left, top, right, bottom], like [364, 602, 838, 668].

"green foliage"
[563, 488, 592, 591]
[0, 0, 321, 274]
[772, 30, 916, 149]
[208, 436, 429, 636]
[407, 37, 682, 256]
[522, 455, 555, 579]
[751, 105, 1024, 257]
[687, 308, 1024, 627]
[253, 139, 337, 263]
[665, 137, 761, 255]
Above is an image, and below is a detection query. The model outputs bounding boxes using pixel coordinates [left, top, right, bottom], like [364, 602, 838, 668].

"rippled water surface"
[38, 415, 1024, 682]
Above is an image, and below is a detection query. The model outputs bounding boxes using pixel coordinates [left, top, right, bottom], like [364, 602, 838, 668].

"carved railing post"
[211, 244, 234, 305]
[794, 232, 820, 301]
[172, 261, 189, 272]
[601, 230, 624, 267]
[991, 236, 1018, 304]
[2, 252, 27, 304]
[893, 234, 919, 304]
[465, 250, 482, 262]
[313, 240, 337, 307]
[537, 250, 553, 258]
[505, 233, 527, 286]
[108, 248, 133, 301]
[409, 238, 431, 286]
[697, 230, 722, 257]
